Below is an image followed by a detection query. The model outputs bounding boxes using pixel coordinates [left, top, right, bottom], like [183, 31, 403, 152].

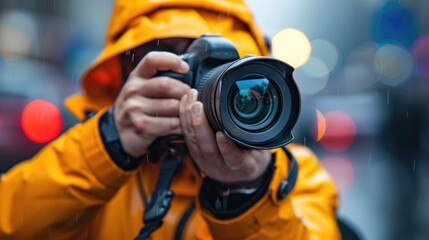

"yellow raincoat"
[0, 0, 341, 239]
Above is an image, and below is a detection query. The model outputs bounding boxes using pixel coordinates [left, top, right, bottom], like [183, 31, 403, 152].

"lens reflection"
[234, 90, 258, 115]
[231, 75, 272, 125]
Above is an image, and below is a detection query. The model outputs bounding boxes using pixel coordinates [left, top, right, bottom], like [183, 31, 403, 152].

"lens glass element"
[231, 75, 275, 126]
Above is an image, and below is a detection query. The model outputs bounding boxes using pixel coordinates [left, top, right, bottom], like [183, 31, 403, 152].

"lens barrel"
[197, 56, 300, 149]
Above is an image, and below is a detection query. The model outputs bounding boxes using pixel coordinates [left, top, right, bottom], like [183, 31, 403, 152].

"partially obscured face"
[120, 38, 194, 82]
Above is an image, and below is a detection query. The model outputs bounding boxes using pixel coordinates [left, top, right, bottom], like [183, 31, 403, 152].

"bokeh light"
[320, 111, 357, 152]
[344, 42, 381, 88]
[0, 11, 37, 61]
[375, 44, 413, 87]
[313, 109, 326, 142]
[411, 37, 429, 78]
[272, 28, 311, 68]
[0, 23, 31, 61]
[293, 57, 329, 94]
[320, 156, 355, 191]
[0, 116, 3, 130]
[372, 1, 417, 47]
[310, 39, 340, 74]
[21, 100, 62, 143]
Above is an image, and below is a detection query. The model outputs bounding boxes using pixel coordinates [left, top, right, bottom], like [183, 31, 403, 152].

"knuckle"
[229, 164, 243, 171]
[128, 68, 140, 79]
[123, 99, 141, 112]
[226, 158, 245, 170]
[157, 77, 172, 91]
[188, 137, 198, 146]
[169, 118, 180, 129]
[185, 131, 198, 145]
[131, 117, 148, 133]
[200, 144, 217, 156]
[122, 82, 141, 97]
[173, 57, 182, 67]
[168, 99, 179, 112]
[145, 51, 157, 61]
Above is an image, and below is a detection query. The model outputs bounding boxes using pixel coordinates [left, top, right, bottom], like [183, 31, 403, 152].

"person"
[0, 0, 341, 239]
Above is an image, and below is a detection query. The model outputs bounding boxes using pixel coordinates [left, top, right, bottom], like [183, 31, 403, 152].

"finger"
[179, 91, 191, 136]
[216, 132, 246, 170]
[191, 101, 223, 161]
[131, 51, 189, 79]
[134, 97, 180, 117]
[139, 77, 190, 99]
[185, 89, 198, 134]
[179, 93, 188, 129]
[182, 90, 202, 156]
[129, 113, 182, 137]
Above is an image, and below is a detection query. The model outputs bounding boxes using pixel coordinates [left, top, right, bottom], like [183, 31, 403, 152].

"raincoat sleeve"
[0, 109, 135, 239]
[198, 145, 341, 240]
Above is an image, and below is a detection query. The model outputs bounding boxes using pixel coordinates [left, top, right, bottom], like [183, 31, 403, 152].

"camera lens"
[231, 75, 275, 127]
[197, 56, 300, 149]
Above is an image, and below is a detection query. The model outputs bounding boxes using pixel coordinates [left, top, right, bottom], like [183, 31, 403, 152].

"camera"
[159, 35, 300, 149]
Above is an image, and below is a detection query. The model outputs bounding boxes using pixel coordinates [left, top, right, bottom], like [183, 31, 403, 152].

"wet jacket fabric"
[0, 0, 341, 239]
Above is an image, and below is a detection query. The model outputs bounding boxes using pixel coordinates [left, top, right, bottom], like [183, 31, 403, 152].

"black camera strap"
[134, 143, 184, 240]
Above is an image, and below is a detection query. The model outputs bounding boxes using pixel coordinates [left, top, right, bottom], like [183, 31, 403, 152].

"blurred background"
[0, 0, 428, 239]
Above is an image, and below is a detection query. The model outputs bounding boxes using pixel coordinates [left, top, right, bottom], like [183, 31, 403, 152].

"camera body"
[161, 35, 242, 86]
[159, 35, 300, 150]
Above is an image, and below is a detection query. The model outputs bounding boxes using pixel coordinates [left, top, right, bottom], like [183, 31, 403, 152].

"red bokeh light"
[0, 116, 3, 129]
[21, 100, 62, 143]
[320, 156, 355, 191]
[320, 111, 356, 152]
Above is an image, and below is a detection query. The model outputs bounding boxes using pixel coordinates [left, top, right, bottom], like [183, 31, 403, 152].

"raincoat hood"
[65, 0, 269, 120]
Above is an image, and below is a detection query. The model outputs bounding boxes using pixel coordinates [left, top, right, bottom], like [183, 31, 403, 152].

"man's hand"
[114, 52, 190, 157]
[179, 89, 272, 184]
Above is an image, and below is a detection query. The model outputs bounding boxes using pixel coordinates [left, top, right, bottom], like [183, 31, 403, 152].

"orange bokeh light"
[320, 111, 356, 152]
[21, 100, 62, 143]
[314, 109, 326, 142]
